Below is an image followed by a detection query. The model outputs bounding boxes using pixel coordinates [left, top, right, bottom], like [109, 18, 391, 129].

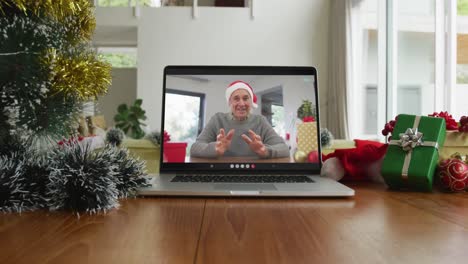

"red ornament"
[58, 136, 85, 146]
[381, 117, 397, 139]
[307, 150, 319, 163]
[460, 116, 468, 126]
[438, 158, 468, 192]
[459, 116, 468, 132]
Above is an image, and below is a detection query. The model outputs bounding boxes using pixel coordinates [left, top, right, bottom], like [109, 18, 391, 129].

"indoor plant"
[297, 99, 317, 121]
[114, 99, 147, 139]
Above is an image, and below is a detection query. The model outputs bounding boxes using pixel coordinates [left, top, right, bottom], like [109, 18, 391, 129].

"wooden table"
[1, 183, 467, 264]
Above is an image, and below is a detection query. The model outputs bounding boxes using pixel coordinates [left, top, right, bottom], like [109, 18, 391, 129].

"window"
[349, 0, 466, 141]
[164, 89, 205, 157]
[259, 88, 285, 138]
[271, 104, 285, 138]
[349, 0, 385, 139]
[457, 62, 468, 84]
[162, 0, 247, 7]
[97, 47, 137, 68]
[97, 0, 156, 7]
[456, 0, 468, 118]
[392, 0, 436, 117]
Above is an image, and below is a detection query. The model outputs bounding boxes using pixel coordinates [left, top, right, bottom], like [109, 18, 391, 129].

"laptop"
[138, 66, 354, 197]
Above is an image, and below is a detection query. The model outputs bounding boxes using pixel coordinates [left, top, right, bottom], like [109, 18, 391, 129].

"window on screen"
[165, 89, 205, 157]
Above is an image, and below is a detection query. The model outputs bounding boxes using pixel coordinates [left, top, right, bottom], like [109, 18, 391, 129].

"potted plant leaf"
[114, 99, 147, 139]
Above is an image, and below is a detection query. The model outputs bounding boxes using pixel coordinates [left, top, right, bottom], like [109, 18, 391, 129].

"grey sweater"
[190, 113, 290, 158]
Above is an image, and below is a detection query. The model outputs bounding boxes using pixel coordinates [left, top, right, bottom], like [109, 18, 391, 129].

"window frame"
[351, 0, 464, 140]
[166, 88, 206, 136]
[353, 0, 463, 141]
[96, 47, 138, 68]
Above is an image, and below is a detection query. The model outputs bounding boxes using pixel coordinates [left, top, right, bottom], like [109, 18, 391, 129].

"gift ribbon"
[451, 152, 468, 164]
[388, 116, 439, 180]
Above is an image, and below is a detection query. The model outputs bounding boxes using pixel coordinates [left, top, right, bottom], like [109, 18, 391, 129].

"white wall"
[137, 0, 330, 131]
[97, 68, 137, 127]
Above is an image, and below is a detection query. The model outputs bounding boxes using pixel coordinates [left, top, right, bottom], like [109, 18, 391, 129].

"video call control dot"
[229, 164, 255, 169]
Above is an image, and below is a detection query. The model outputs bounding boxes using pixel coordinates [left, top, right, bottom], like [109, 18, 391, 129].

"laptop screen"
[161, 66, 321, 173]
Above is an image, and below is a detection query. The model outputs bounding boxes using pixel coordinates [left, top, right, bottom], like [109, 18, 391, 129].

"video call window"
[163, 74, 317, 164]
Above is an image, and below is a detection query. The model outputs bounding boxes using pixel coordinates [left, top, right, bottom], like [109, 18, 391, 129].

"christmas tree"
[0, 0, 148, 214]
[0, 0, 111, 149]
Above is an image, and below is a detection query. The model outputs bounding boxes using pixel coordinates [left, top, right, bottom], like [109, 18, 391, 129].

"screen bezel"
[160, 66, 321, 174]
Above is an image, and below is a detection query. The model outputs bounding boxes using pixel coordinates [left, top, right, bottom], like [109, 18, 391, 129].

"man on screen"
[190, 81, 289, 159]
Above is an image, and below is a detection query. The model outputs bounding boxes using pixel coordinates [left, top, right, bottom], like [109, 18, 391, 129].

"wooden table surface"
[1, 183, 467, 264]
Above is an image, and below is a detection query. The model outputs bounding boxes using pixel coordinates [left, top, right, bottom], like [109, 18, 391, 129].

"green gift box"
[381, 114, 446, 191]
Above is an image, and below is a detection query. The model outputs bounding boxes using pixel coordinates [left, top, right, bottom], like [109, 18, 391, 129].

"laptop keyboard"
[171, 175, 314, 183]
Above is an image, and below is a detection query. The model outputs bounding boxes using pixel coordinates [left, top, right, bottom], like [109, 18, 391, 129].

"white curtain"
[326, 0, 353, 139]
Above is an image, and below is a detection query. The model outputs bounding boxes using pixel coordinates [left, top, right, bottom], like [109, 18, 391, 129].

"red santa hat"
[225, 80, 258, 108]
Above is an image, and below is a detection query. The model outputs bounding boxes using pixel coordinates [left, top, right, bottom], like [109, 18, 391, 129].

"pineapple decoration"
[294, 100, 318, 163]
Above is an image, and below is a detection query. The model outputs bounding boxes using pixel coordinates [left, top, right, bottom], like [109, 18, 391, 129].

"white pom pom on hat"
[225, 80, 258, 108]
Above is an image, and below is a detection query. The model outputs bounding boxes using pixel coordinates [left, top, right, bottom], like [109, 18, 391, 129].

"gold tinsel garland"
[45, 49, 112, 101]
[0, 0, 95, 42]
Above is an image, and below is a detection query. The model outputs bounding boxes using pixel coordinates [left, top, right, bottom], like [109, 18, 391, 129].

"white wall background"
[137, 0, 330, 131]
[97, 68, 137, 127]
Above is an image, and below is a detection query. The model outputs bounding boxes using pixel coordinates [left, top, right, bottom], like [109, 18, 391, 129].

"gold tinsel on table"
[45, 49, 112, 101]
[0, 0, 95, 42]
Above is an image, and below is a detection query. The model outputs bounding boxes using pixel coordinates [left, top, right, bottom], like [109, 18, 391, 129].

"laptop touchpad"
[214, 184, 277, 191]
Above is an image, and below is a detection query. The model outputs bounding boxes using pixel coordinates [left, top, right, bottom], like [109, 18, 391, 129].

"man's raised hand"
[241, 129, 268, 158]
[215, 128, 235, 156]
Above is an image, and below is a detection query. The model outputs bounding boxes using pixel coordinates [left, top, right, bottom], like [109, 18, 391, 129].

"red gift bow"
[429, 111, 459, 130]
[383, 112, 463, 138]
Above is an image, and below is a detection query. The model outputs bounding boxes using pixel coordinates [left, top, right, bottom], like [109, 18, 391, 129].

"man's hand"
[215, 128, 235, 156]
[241, 130, 268, 158]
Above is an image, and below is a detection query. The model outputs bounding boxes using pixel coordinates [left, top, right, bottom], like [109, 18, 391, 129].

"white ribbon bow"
[399, 128, 423, 152]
